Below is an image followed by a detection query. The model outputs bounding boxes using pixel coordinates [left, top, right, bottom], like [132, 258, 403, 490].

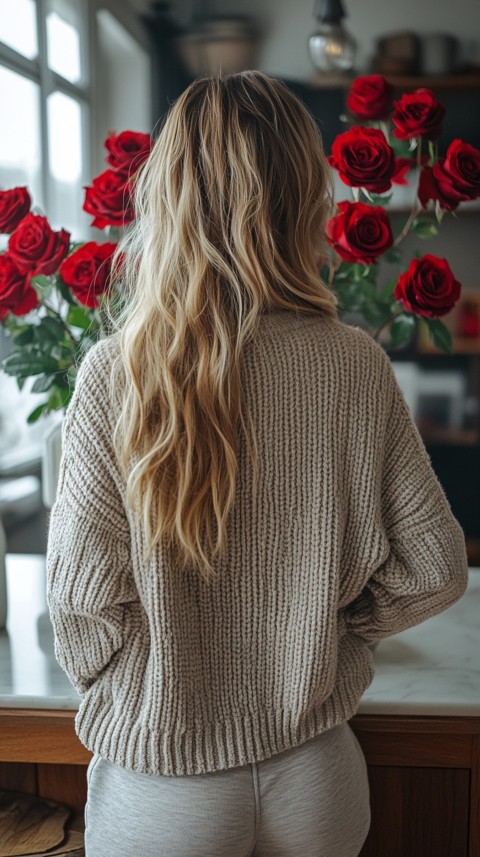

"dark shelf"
[308, 72, 480, 90]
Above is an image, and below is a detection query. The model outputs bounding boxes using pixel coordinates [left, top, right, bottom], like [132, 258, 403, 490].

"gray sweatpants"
[85, 720, 371, 857]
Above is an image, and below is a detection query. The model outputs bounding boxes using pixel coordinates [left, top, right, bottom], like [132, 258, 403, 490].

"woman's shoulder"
[75, 331, 121, 382]
[304, 313, 391, 369]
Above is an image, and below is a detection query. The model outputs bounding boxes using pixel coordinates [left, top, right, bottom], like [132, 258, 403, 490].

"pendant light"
[309, 0, 356, 73]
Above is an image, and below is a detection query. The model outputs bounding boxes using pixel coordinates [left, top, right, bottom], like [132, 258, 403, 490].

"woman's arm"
[46, 340, 139, 695]
[343, 342, 469, 644]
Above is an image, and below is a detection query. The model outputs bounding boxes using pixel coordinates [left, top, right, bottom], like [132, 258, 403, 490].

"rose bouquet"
[0, 131, 152, 422]
[325, 75, 480, 351]
[1, 76, 480, 423]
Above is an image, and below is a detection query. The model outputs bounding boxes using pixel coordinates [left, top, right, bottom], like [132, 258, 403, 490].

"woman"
[46, 71, 468, 857]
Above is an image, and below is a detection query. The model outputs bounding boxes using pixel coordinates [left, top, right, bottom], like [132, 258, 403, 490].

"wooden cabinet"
[351, 715, 480, 857]
[0, 709, 479, 856]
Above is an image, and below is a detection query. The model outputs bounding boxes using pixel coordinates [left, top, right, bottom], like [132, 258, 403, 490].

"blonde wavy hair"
[109, 70, 338, 582]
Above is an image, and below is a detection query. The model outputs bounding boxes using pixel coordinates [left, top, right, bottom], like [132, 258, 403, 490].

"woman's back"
[46, 307, 467, 777]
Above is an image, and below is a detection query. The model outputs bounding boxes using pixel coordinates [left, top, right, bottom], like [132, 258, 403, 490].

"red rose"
[60, 241, 118, 308]
[105, 130, 152, 176]
[326, 200, 393, 264]
[394, 254, 461, 318]
[83, 169, 134, 229]
[328, 127, 395, 193]
[346, 74, 394, 121]
[8, 214, 70, 276]
[391, 157, 412, 186]
[0, 254, 38, 319]
[418, 139, 480, 210]
[0, 187, 31, 234]
[392, 88, 445, 140]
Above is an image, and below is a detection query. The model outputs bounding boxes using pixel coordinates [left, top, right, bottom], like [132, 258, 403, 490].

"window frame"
[0, 0, 94, 225]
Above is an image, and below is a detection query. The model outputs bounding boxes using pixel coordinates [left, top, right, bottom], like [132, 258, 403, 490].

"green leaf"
[40, 316, 66, 340]
[360, 265, 378, 286]
[47, 385, 71, 409]
[352, 263, 365, 282]
[50, 342, 73, 362]
[359, 281, 378, 301]
[410, 216, 439, 238]
[33, 325, 52, 345]
[67, 304, 93, 330]
[381, 279, 398, 301]
[389, 313, 417, 348]
[434, 200, 447, 224]
[361, 302, 392, 326]
[428, 140, 436, 167]
[12, 327, 34, 346]
[422, 318, 452, 353]
[362, 191, 394, 206]
[27, 402, 50, 423]
[332, 264, 353, 281]
[390, 137, 415, 158]
[31, 275, 50, 289]
[384, 246, 402, 264]
[333, 277, 362, 312]
[57, 279, 76, 304]
[320, 263, 330, 281]
[3, 350, 60, 377]
[60, 388, 74, 408]
[31, 373, 57, 393]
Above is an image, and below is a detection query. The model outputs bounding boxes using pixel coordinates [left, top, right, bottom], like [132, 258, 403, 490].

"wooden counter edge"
[1, 708, 480, 765]
[0, 707, 90, 764]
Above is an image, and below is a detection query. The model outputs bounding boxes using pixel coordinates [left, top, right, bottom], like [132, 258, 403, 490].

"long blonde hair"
[109, 70, 338, 582]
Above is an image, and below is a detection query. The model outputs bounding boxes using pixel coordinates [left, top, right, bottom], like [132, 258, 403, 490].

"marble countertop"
[1, 554, 479, 715]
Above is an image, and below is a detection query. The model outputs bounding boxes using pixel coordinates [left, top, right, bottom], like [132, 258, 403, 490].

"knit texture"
[46, 309, 469, 776]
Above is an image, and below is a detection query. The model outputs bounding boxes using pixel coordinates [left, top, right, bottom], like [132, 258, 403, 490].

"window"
[0, 0, 92, 239]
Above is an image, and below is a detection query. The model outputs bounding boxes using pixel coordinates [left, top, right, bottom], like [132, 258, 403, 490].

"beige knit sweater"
[46, 309, 468, 776]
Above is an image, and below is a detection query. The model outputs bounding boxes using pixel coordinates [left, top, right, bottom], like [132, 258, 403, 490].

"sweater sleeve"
[343, 342, 469, 644]
[46, 341, 139, 695]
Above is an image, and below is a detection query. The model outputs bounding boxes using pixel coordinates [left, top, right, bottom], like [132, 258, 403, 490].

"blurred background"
[0, 0, 479, 563]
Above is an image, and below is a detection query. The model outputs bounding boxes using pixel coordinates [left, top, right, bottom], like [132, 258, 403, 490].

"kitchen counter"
[1, 554, 479, 715]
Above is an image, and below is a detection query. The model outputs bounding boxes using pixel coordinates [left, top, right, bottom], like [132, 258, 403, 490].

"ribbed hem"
[74, 643, 375, 777]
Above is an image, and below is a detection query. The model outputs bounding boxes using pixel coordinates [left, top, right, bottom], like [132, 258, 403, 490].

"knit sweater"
[46, 309, 469, 777]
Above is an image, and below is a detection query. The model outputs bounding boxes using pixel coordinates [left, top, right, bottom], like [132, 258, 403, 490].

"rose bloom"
[392, 88, 445, 140]
[60, 241, 118, 308]
[8, 213, 70, 276]
[418, 139, 480, 210]
[326, 200, 393, 265]
[346, 74, 394, 121]
[105, 130, 152, 176]
[328, 127, 396, 193]
[394, 254, 461, 318]
[83, 169, 134, 229]
[0, 253, 38, 319]
[0, 187, 31, 234]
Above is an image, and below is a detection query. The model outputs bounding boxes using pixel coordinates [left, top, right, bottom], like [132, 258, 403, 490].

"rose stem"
[393, 136, 425, 247]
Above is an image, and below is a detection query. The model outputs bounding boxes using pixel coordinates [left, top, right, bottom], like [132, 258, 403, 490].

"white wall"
[94, 7, 152, 175]
[251, 0, 480, 80]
